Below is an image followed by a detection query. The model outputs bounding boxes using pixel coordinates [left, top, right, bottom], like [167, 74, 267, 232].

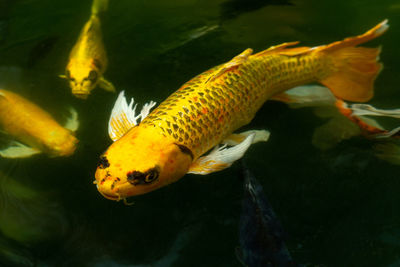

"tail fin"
[91, 0, 108, 16]
[318, 20, 389, 102]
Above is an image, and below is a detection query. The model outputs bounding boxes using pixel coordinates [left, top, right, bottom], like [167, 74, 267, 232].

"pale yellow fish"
[0, 89, 79, 158]
[60, 0, 114, 99]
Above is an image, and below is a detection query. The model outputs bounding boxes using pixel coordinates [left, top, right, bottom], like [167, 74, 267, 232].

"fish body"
[238, 162, 297, 267]
[0, 89, 78, 157]
[95, 20, 388, 201]
[62, 0, 114, 99]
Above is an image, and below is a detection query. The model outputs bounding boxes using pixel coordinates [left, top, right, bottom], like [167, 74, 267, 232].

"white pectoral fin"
[99, 77, 116, 92]
[108, 90, 156, 141]
[223, 129, 270, 145]
[139, 100, 157, 120]
[64, 107, 79, 132]
[0, 142, 41, 158]
[188, 132, 262, 175]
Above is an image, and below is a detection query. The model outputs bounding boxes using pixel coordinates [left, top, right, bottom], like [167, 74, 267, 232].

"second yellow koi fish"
[60, 0, 115, 99]
[0, 89, 79, 158]
[95, 20, 388, 201]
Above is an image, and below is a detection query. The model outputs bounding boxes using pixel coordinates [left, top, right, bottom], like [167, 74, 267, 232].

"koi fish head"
[65, 60, 101, 99]
[44, 129, 78, 157]
[94, 126, 193, 201]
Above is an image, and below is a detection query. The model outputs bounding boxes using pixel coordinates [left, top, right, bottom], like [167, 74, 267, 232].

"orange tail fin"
[318, 20, 389, 102]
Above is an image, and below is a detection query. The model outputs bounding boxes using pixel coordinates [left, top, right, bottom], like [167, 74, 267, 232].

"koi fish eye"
[145, 172, 158, 183]
[127, 167, 160, 185]
[88, 70, 98, 83]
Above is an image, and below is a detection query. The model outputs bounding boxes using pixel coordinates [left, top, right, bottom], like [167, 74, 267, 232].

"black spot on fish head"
[97, 156, 110, 169]
[87, 70, 98, 84]
[92, 58, 103, 70]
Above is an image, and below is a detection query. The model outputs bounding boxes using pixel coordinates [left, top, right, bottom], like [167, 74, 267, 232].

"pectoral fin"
[59, 74, 67, 79]
[188, 132, 268, 175]
[99, 77, 116, 92]
[64, 107, 79, 132]
[108, 91, 156, 141]
[0, 142, 41, 158]
[223, 129, 270, 146]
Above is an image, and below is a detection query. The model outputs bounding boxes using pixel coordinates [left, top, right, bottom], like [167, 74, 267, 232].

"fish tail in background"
[238, 160, 297, 266]
[317, 19, 388, 102]
[91, 0, 108, 16]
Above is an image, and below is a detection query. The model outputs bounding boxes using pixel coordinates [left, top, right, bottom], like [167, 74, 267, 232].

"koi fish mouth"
[73, 92, 89, 100]
[96, 184, 121, 201]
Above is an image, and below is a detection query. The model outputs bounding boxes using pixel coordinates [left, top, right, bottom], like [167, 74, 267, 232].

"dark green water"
[0, 0, 400, 266]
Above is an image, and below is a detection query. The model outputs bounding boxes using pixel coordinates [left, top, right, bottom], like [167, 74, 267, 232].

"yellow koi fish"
[0, 89, 79, 158]
[60, 0, 115, 99]
[95, 20, 388, 201]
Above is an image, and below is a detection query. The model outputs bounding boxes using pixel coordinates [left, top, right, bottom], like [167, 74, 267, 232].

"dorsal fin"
[253, 41, 305, 57]
[206, 48, 253, 83]
[315, 19, 388, 53]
